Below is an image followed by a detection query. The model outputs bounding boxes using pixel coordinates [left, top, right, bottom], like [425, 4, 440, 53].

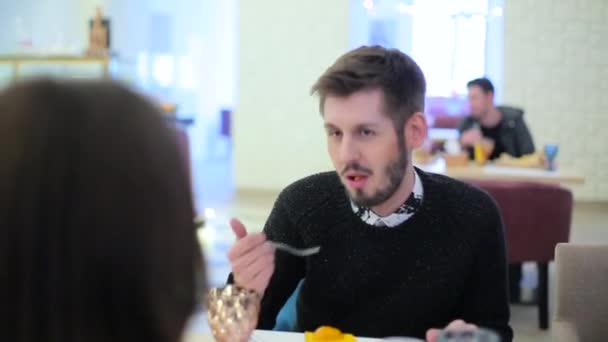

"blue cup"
[544, 144, 559, 171]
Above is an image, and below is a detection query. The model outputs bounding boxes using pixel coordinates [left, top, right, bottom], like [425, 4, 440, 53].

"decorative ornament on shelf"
[86, 7, 110, 57]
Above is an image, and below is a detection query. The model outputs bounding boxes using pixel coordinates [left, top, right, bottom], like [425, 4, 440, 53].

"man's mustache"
[341, 163, 373, 176]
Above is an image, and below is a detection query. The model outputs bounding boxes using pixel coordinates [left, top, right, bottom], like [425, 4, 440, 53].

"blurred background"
[1, 1, 606, 341]
[2, 0, 606, 203]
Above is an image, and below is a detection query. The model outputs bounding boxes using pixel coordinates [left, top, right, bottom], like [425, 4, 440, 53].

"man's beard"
[343, 139, 408, 208]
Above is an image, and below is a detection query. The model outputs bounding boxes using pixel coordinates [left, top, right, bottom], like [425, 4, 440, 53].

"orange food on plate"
[305, 326, 356, 342]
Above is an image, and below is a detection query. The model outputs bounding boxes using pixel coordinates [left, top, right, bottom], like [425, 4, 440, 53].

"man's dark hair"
[311, 45, 426, 131]
[467, 77, 495, 94]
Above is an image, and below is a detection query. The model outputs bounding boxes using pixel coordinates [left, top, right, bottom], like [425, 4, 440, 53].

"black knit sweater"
[252, 169, 512, 341]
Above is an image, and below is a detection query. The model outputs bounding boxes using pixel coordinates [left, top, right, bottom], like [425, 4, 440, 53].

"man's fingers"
[230, 218, 248, 240]
[446, 319, 466, 330]
[426, 328, 441, 342]
[234, 256, 275, 294]
[252, 265, 275, 291]
[463, 324, 477, 331]
[227, 233, 267, 261]
[245, 248, 275, 276]
[426, 320, 478, 341]
[227, 218, 276, 295]
[232, 243, 274, 274]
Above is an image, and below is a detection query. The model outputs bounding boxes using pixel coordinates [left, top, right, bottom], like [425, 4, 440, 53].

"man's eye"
[360, 129, 375, 136]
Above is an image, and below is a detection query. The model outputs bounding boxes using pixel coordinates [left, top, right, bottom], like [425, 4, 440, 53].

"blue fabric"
[273, 279, 304, 331]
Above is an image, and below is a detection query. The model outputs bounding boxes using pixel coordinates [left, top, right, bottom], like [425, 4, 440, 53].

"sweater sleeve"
[461, 193, 514, 342]
[256, 193, 306, 330]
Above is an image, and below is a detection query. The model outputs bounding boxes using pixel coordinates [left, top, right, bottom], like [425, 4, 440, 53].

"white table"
[415, 157, 585, 185]
[183, 330, 422, 342]
[251, 330, 386, 341]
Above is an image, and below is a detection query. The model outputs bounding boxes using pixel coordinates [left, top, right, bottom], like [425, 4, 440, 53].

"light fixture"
[491, 6, 503, 17]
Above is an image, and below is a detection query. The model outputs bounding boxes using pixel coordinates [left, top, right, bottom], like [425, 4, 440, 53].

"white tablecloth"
[183, 330, 422, 342]
[251, 330, 382, 341]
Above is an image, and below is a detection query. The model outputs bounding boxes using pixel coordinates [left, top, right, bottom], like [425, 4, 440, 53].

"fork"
[270, 242, 320, 257]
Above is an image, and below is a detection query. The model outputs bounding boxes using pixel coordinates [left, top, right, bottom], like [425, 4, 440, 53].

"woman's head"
[0, 79, 204, 342]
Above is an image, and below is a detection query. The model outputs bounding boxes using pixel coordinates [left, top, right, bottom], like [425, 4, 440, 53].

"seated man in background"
[459, 77, 535, 303]
[459, 77, 535, 160]
[0, 79, 205, 342]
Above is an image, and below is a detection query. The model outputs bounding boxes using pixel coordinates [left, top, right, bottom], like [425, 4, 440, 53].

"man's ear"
[404, 112, 428, 149]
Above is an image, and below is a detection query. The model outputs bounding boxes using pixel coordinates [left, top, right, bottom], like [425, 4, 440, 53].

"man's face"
[323, 88, 408, 207]
[467, 85, 493, 119]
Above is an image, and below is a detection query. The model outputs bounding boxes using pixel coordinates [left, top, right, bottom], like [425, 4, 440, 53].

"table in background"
[416, 158, 585, 185]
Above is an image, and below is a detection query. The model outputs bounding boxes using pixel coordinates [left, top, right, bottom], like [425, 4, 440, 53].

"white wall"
[1, 0, 237, 163]
[235, 0, 350, 191]
[503, 0, 608, 201]
[485, 0, 504, 103]
[104, 0, 238, 162]
[0, 0, 86, 54]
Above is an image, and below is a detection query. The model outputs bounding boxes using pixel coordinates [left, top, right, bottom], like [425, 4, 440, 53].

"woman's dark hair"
[0, 79, 204, 342]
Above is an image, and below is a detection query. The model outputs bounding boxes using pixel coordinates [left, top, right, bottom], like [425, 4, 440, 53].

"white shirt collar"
[351, 169, 424, 227]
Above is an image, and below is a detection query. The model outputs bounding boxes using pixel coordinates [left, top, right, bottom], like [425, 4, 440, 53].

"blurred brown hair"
[0, 79, 204, 342]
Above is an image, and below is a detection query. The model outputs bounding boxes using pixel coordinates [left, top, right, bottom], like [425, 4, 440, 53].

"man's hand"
[480, 137, 496, 157]
[227, 218, 275, 295]
[426, 320, 478, 342]
[460, 129, 483, 148]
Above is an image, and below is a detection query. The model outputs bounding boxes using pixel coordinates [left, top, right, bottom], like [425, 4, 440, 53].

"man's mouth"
[347, 175, 367, 181]
[345, 174, 370, 189]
